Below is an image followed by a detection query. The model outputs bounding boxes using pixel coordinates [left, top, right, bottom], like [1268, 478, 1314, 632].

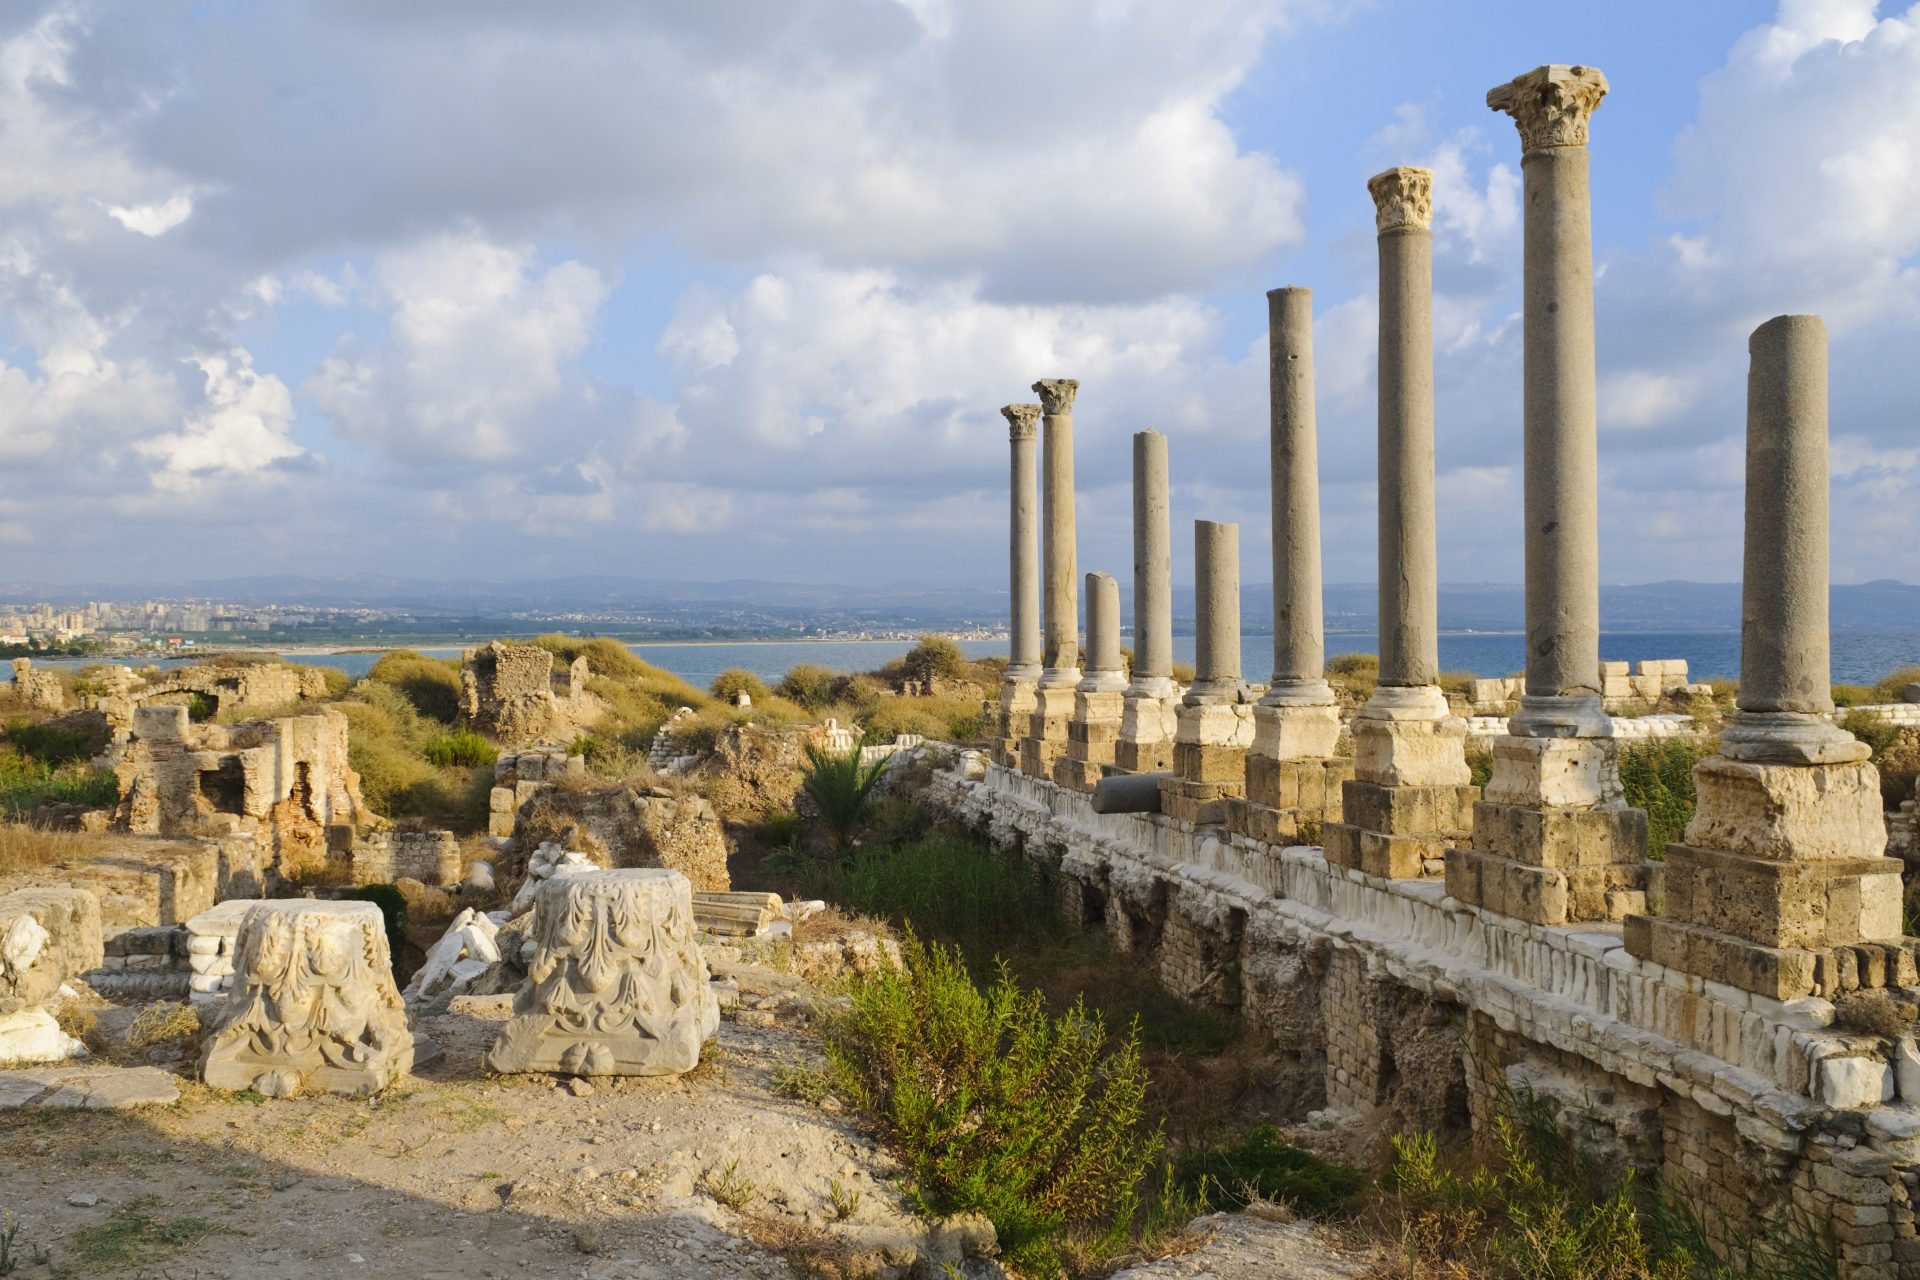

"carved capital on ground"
[1487, 64, 1608, 151]
[1000, 402, 1041, 441]
[1032, 378, 1079, 416]
[1367, 166, 1434, 233]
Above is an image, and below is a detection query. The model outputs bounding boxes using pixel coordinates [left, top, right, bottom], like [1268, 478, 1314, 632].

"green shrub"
[4, 719, 100, 765]
[1465, 743, 1494, 790]
[350, 884, 409, 972]
[711, 668, 771, 703]
[1327, 652, 1378, 701]
[1174, 1125, 1364, 1217]
[900, 634, 969, 687]
[532, 634, 652, 682]
[0, 749, 117, 817]
[1842, 711, 1920, 808]
[802, 742, 892, 851]
[367, 651, 464, 724]
[310, 665, 352, 699]
[1831, 683, 1874, 708]
[184, 692, 216, 722]
[1437, 670, 1477, 697]
[777, 663, 841, 710]
[825, 934, 1161, 1274]
[1618, 739, 1712, 857]
[1171, 662, 1196, 685]
[424, 729, 499, 768]
[800, 833, 1068, 964]
[1872, 666, 1920, 704]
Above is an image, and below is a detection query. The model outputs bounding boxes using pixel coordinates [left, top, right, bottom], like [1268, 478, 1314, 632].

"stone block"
[1052, 757, 1109, 794]
[1325, 823, 1446, 879]
[1446, 848, 1649, 925]
[1822, 1056, 1894, 1110]
[1244, 755, 1353, 814]
[0, 888, 104, 1007]
[1351, 708, 1471, 788]
[1624, 914, 1822, 1000]
[200, 900, 413, 1097]
[1469, 800, 1647, 869]
[1482, 734, 1621, 809]
[1341, 780, 1477, 837]
[486, 869, 719, 1077]
[489, 785, 517, 814]
[1159, 778, 1240, 826]
[1687, 756, 1887, 861]
[1173, 741, 1250, 786]
[1661, 842, 1905, 950]
[1112, 740, 1174, 773]
[1249, 701, 1340, 762]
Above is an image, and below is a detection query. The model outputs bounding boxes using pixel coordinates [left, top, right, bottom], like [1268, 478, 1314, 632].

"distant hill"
[5, 574, 1920, 633]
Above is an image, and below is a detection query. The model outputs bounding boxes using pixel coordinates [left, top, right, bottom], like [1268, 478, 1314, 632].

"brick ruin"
[459, 641, 599, 745]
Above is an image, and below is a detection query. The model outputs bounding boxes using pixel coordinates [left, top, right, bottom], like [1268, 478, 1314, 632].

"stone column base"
[1625, 910, 1919, 1002]
[1445, 847, 1650, 926]
[1116, 688, 1179, 774]
[1019, 684, 1078, 777]
[1229, 756, 1355, 845]
[1161, 778, 1241, 825]
[1055, 690, 1124, 793]
[993, 678, 1038, 768]
[1323, 779, 1477, 879]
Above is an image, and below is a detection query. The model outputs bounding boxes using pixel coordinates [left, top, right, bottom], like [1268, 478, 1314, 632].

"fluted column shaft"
[1370, 167, 1439, 689]
[1188, 520, 1241, 703]
[1131, 431, 1173, 687]
[1035, 379, 1080, 684]
[1002, 404, 1042, 679]
[1265, 287, 1333, 703]
[1490, 64, 1609, 735]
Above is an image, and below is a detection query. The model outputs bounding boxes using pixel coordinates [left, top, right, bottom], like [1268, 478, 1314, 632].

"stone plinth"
[1056, 687, 1125, 792]
[1237, 701, 1349, 844]
[486, 868, 719, 1077]
[1115, 683, 1178, 774]
[1020, 685, 1078, 778]
[200, 900, 413, 1097]
[1446, 734, 1650, 926]
[1324, 687, 1476, 880]
[1160, 701, 1255, 825]
[993, 676, 1038, 768]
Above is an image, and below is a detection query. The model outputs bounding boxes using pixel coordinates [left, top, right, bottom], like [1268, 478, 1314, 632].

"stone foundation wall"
[933, 761, 1920, 1278]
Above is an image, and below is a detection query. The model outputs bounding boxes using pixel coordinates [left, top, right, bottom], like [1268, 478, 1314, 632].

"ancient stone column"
[1057, 572, 1129, 792]
[1234, 287, 1352, 846]
[1021, 378, 1083, 778]
[199, 901, 415, 1097]
[1161, 521, 1254, 825]
[1490, 63, 1611, 737]
[1118, 430, 1178, 771]
[1627, 316, 1905, 1002]
[1322, 169, 1475, 879]
[488, 868, 720, 1076]
[996, 403, 1044, 767]
[1445, 65, 1647, 926]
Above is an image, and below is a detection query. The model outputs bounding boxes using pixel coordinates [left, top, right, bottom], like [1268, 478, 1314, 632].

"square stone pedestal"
[1159, 702, 1254, 826]
[1019, 683, 1078, 778]
[1320, 697, 1476, 879]
[1443, 736, 1649, 926]
[1228, 757, 1355, 845]
[1115, 689, 1178, 774]
[1054, 689, 1124, 793]
[993, 677, 1037, 768]
[1623, 754, 1915, 999]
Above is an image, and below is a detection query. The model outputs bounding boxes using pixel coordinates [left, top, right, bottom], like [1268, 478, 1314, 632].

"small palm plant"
[802, 740, 891, 852]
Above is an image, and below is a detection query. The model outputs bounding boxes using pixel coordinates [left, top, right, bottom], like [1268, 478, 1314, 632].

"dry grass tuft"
[124, 1001, 202, 1052]
[0, 821, 93, 876]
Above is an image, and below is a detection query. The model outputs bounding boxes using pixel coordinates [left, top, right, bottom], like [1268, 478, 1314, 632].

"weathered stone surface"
[0, 1064, 180, 1109]
[1686, 756, 1887, 861]
[1351, 700, 1471, 788]
[0, 886, 103, 1006]
[486, 868, 718, 1077]
[461, 641, 603, 747]
[1003, 403, 1043, 683]
[1035, 378, 1081, 682]
[1483, 735, 1619, 809]
[0, 1007, 88, 1065]
[511, 781, 730, 893]
[200, 899, 414, 1097]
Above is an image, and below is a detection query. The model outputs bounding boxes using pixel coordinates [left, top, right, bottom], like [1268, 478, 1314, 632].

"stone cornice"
[1032, 378, 1079, 416]
[1001, 403, 1041, 441]
[1366, 166, 1434, 234]
[1487, 64, 1608, 151]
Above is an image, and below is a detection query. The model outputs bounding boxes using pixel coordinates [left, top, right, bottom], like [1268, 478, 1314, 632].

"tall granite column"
[1020, 378, 1082, 777]
[1321, 168, 1476, 879]
[1117, 430, 1178, 772]
[1057, 572, 1128, 792]
[995, 403, 1043, 767]
[1626, 316, 1905, 1002]
[1232, 287, 1353, 845]
[1160, 522, 1254, 825]
[1445, 65, 1648, 926]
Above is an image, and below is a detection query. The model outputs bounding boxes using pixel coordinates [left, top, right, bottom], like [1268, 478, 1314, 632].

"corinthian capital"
[1487, 64, 1608, 151]
[1001, 403, 1041, 441]
[1032, 378, 1079, 415]
[1366, 166, 1434, 233]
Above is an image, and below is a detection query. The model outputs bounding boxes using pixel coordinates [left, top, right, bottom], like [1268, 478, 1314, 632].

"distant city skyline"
[0, 2, 1915, 590]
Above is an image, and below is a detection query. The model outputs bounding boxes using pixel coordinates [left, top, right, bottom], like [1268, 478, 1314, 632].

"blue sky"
[0, 0, 1914, 591]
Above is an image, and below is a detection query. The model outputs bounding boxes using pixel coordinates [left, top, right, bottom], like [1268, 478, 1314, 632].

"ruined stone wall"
[351, 830, 463, 886]
[110, 705, 366, 880]
[934, 762, 1920, 1279]
[461, 642, 572, 744]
